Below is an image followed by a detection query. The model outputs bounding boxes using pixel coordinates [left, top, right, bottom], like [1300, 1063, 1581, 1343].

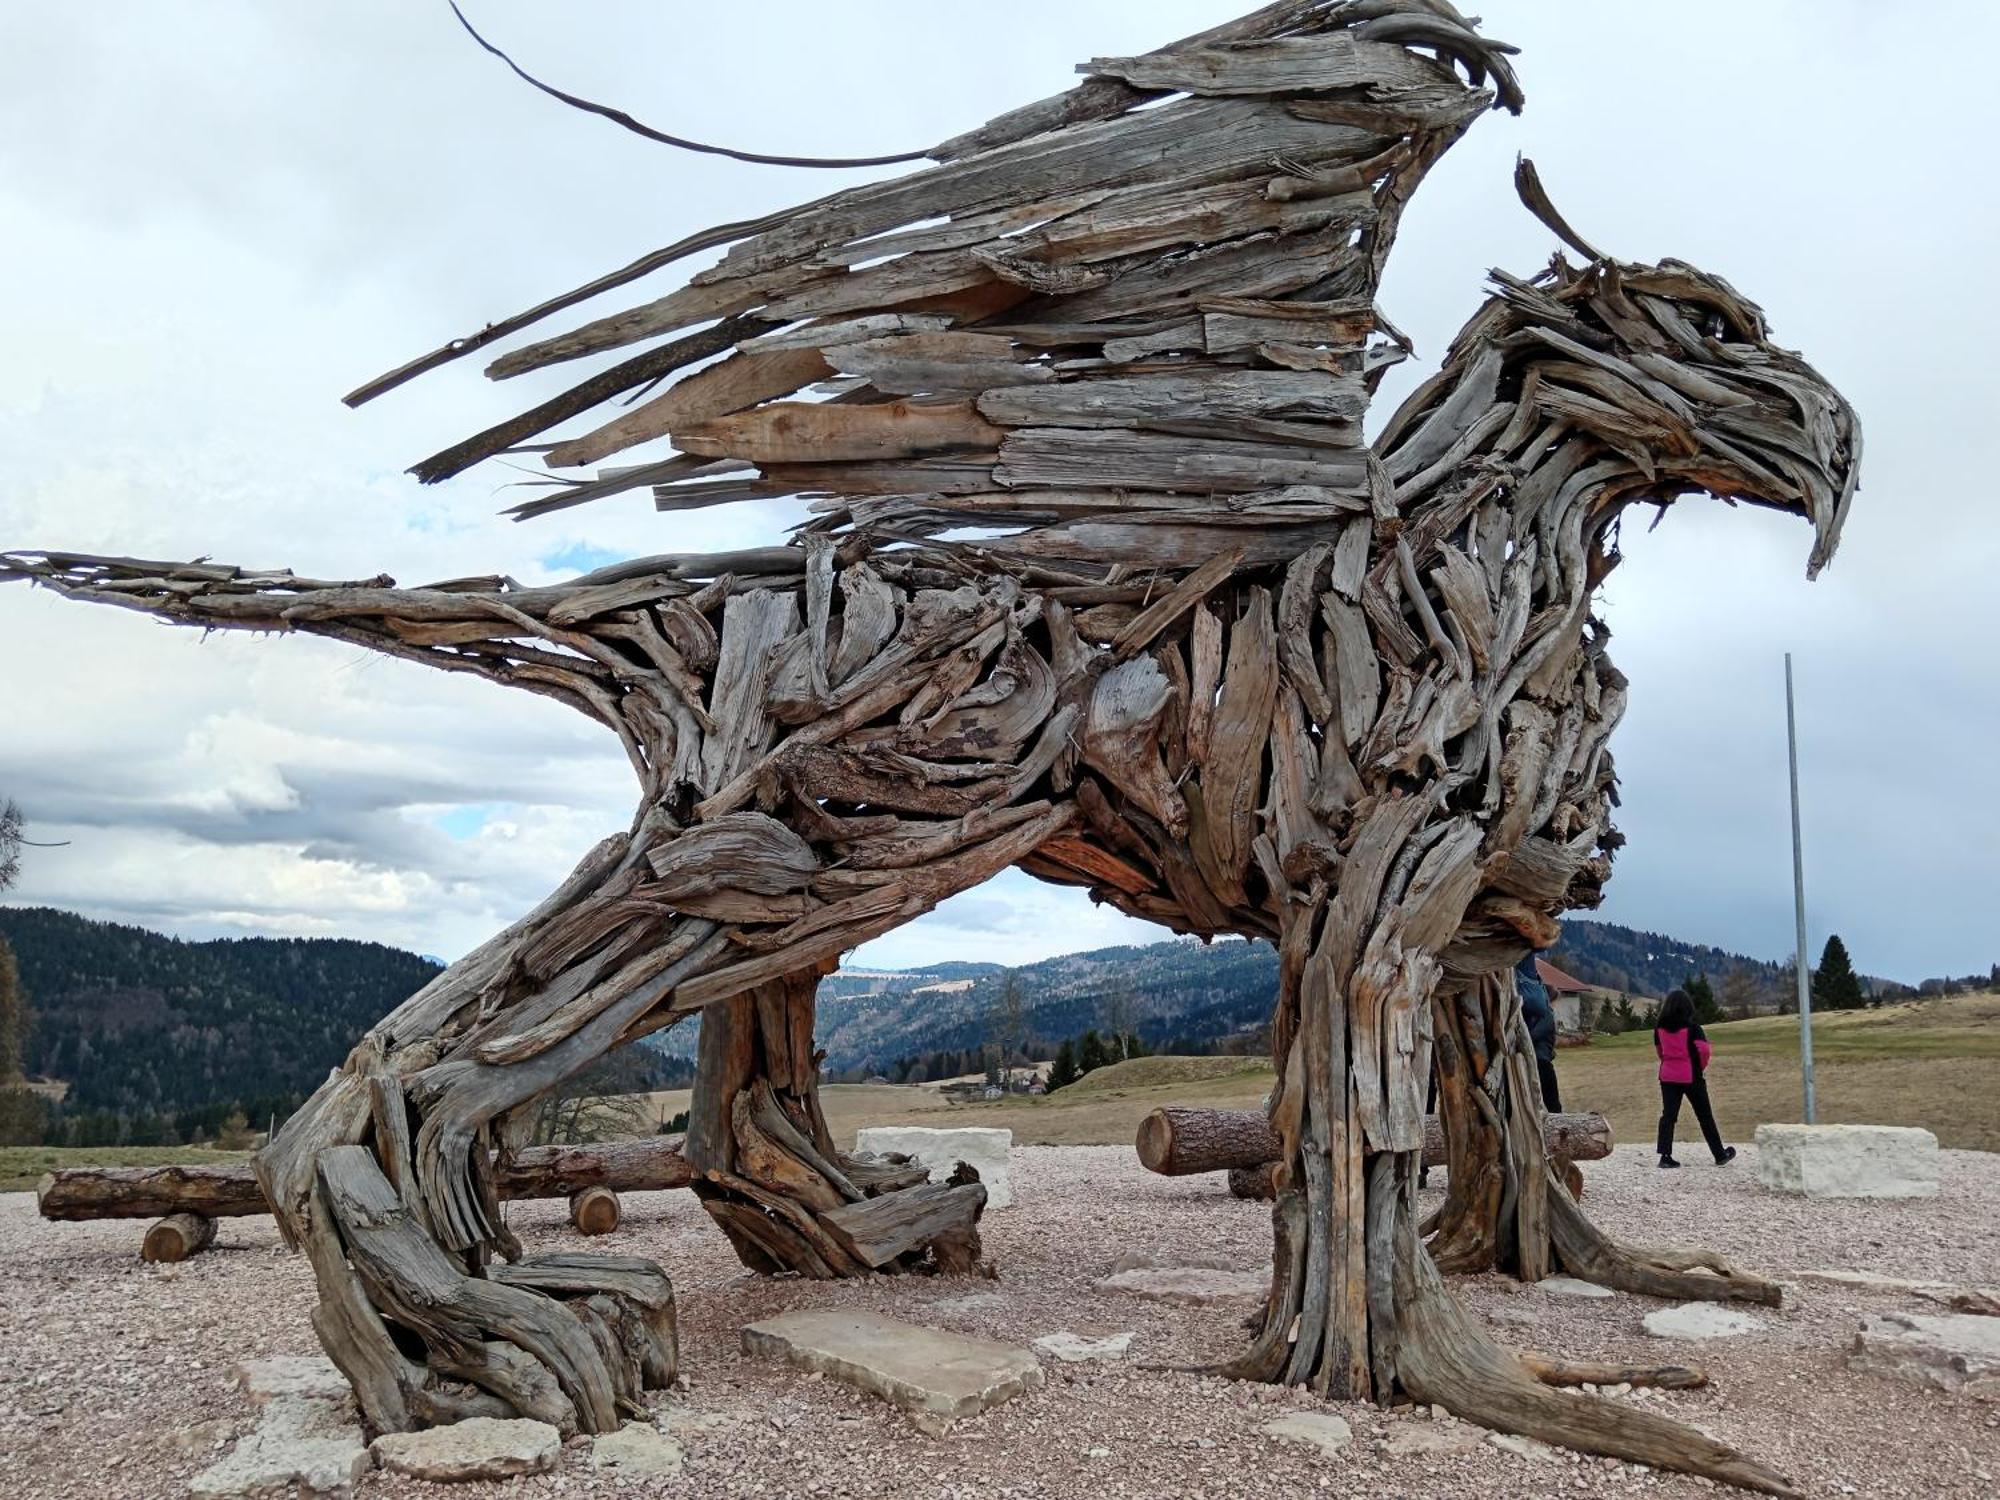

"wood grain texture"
[0, 6, 1860, 1489]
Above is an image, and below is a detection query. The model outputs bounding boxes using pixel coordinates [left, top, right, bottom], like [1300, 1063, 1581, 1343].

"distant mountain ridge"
[1, 902, 1803, 1123]
[795, 917, 1808, 1075]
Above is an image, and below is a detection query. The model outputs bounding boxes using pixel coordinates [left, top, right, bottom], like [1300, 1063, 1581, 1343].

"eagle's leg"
[254, 828, 710, 1436]
[1424, 975, 1551, 1276]
[683, 966, 983, 1278]
[1232, 896, 1796, 1496]
[1426, 976, 1781, 1305]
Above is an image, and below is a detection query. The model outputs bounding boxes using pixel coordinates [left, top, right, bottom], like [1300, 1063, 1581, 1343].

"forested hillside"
[0, 906, 442, 1141]
[1551, 919, 1790, 1001]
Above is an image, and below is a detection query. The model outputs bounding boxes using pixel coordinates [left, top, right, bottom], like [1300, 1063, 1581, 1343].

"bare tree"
[1719, 966, 1763, 1020]
[987, 974, 1028, 1092]
[0, 800, 21, 893]
[1103, 982, 1138, 1063]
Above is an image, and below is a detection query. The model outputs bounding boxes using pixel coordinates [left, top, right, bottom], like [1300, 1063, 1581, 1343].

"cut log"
[569, 1187, 622, 1236]
[38, 1136, 696, 1222]
[141, 1212, 215, 1263]
[1138, 1105, 1285, 1177]
[38, 1164, 269, 1221]
[1137, 1107, 1610, 1176]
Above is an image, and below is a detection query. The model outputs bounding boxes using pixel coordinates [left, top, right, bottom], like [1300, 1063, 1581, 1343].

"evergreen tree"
[1078, 1029, 1108, 1075]
[1684, 973, 1723, 1026]
[1123, 1030, 1149, 1059]
[1812, 934, 1866, 1012]
[0, 938, 38, 1146]
[0, 938, 24, 1084]
[1046, 1039, 1079, 1092]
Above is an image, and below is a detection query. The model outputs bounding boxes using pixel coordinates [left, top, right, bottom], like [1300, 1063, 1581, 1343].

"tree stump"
[569, 1187, 621, 1236]
[141, 1212, 215, 1263]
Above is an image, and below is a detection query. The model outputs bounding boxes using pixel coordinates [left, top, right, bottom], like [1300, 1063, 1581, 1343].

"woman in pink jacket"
[1653, 988, 1738, 1169]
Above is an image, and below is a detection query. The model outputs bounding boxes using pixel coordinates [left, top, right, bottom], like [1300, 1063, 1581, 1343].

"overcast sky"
[2, 2, 1994, 982]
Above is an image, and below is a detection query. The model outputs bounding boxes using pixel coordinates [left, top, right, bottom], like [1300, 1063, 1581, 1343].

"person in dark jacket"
[1653, 987, 1737, 1169]
[1516, 954, 1562, 1113]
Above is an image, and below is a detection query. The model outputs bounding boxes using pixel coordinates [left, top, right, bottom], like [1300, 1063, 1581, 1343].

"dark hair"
[1657, 989, 1695, 1033]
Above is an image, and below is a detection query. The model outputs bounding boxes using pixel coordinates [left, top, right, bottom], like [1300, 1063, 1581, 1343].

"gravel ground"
[2, 1143, 1995, 1500]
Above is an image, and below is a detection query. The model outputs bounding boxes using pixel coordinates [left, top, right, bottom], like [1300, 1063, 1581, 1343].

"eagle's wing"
[372, 1, 1520, 570]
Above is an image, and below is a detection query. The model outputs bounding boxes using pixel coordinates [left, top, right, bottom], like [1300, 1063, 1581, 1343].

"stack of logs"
[37, 1136, 699, 1262]
[1135, 1105, 1611, 1200]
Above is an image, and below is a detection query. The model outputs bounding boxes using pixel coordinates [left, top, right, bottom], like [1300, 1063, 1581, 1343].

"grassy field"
[1558, 992, 2000, 1154]
[11, 995, 1988, 1191]
[0, 1145, 249, 1194]
[820, 992, 2000, 1155]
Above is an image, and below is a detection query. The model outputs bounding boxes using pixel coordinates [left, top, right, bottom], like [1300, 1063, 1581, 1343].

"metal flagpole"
[1785, 653, 1816, 1124]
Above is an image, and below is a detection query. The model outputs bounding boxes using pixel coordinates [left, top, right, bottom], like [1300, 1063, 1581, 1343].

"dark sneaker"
[1658, 1156, 1682, 1169]
[1715, 1146, 1737, 1166]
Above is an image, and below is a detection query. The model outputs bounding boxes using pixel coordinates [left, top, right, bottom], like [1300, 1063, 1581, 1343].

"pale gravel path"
[2, 1143, 1995, 1499]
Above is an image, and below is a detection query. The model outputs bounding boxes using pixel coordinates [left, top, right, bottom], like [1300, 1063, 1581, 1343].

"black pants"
[1657, 1078, 1726, 1160]
[1536, 1057, 1562, 1114]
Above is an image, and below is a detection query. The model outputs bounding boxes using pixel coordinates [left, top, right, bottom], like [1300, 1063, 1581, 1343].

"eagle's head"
[1503, 163, 1861, 579]
[1582, 256, 1860, 579]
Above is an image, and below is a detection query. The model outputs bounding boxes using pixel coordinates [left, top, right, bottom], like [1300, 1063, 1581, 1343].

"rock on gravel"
[742, 1309, 1044, 1421]
[1094, 1264, 1270, 1305]
[853, 1126, 1015, 1208]
[1540, 1274, 1615, 1298]
[1488, 1431, 1559, 1460]
[369, 1417, 560, 1481]
[1032, 1330, 1133, 1362]
[590, 1421, 684, 1474]
[1261, 1411, 1352, 1454]
[1848, 1312, 2000, 1394]
[1382, 1422, 1482, 1457]
[1643, 1303, 1767, 1340]
[190, 1396, 370, 1499]
[227, 1355, 351, 1406]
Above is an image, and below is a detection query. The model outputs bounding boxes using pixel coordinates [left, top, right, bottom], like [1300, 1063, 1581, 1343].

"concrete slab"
[854, 1127, 1014, 1208]
[742, 1310, 1043, 1421]
[1754, 1123, 1940, 1199]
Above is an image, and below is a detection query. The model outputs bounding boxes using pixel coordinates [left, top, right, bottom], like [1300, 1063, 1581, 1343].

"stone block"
[743, 1310, 1043, 1421]
[854, 1126, 1014, 1209]
[1753, 1123, 1939, 1199]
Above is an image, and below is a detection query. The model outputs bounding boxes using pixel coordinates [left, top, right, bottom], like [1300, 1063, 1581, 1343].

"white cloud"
[2, 2, 1995, 983]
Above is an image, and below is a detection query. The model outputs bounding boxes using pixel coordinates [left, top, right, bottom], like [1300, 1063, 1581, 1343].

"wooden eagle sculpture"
[2, 3, 1856, 1492]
